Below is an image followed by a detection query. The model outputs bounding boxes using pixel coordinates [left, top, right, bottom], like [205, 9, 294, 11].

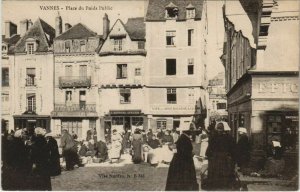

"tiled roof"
[15, 18, 55, 53]
[125, 17, 145, 40]
[55, 23, 97, 40]
[2, 34, 21, 54]
[146, 0, 204, 21]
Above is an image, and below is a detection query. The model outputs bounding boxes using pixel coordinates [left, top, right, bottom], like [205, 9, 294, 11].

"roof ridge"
[36, 18, 52, 46]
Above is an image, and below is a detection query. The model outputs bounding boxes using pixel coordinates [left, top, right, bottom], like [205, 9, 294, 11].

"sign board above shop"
[109, 110, 142, 115]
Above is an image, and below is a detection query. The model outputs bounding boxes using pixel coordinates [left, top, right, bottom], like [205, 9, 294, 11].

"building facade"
[207, 72, 227, 121]
[1, 21, 20, 131]
[96, 16, 146, 138]
[12, 18, 55, 134]
[51, 14, 101, 140]
[144, 0, 208, 131]
[222, 0, 299, 168]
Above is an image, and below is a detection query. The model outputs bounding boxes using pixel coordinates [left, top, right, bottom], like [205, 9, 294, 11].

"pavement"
[51, 153, 298, 191]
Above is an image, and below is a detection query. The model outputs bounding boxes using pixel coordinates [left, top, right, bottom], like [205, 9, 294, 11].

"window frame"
[166, 59, 176, 76]
[135, 68, 141, 76]
[26, 68, 36, 86]
[166, 31, 176, 46]
[188, 58, 194, 75]
[157, 119, 167, 129]
[120, 88, 131, 104]
[188, 29, 194, 46]
[116, 64, 128, 79]
[27, 94, 36, 112]
[167, 88, 177, 104]
[113, 38, 123, 51]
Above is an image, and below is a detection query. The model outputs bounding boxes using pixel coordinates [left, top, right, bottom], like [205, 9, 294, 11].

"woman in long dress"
[205, 122, 236, 190]
[165, 133, 199, 191]
[132, 128, 143, 164]
[109, 129, 122, 163]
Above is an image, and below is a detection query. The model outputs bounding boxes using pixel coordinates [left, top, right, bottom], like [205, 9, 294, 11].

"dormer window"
[65, 41, 70, 53]
[25, 38, 37, 55]
[165, 2, 179, 19]
[80, 40, 86, 52]
[186, 3, 196, 19]
[27, 43, 34, 54]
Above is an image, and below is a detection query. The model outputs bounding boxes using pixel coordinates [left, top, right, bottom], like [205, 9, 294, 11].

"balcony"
[51, 103, 97, 117]
[59, 76, 91, 88]
[26, 77, 36, 87]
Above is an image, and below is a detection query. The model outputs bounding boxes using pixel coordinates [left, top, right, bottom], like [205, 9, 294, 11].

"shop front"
[13, 111, 50, 135]
[102, 110, 146, 140]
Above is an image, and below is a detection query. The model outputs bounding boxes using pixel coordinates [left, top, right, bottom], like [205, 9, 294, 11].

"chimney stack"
[55, 12, 62, 37]
[103, 13, 110, 39]
[20, 19, 30, 37]
[28, 19, 33, 28]
[65, 23, 72, 31]
[5, 20, 17, 38]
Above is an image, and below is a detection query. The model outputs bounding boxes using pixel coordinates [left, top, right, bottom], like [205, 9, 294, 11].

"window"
[166, 59, 176, 75]
[80, 40, 86, 52]
[120, 88, 131, 104]
[186, 9, 195, 19]
[65, 91, 72, 102]
[217, 103, 227, 110]
[138, 41, 145, 49]
[166, 31, 176, 46]
[89, 120, 96, 130]
[188, 29, 194, 46]
[165, 6, 179, 19]
[135, 68, 141, 76]
[61, 120, 82, 139]
[79, 65, 87, 77]
[157, 120, 167, 129]
[188, 88, 195, 104]
[112, 117, 124, 125]
[2, 94, 9, 102]
[117, 64, 127, 79]
[2, 68, 9, 87]
[27, 94, 36, 112]
[79, 91, 86, 110]
[114, 39, 123, 51]
[188, 58, 194, 75]
[65, 41, 70, 52]
[132, 117, 143, 127]
[27, 43, 34, 54]
[26, 68, 36, 86]
[2, 45, 7, 52]
[167, 88, 177, 104]
[65, 65, 73, 76]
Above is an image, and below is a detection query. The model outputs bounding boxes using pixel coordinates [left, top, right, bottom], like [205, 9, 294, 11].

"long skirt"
[132, 140, 143, 164]
[207, 152, 235, 190]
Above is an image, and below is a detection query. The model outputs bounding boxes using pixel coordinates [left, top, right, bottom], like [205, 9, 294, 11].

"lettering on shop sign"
[151, 106, 195, 111]
[258, 82, 298, 93]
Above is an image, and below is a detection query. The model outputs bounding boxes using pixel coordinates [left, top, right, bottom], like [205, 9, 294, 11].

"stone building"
[12, 18, 55, 134]
[51, 13, 102, 139]
[96, 16, 146, 137]
[222, 0, 299, 169]
[1, 21, 20, 131]
[207, 72, 227, 122]
[144, 0, 208, 131]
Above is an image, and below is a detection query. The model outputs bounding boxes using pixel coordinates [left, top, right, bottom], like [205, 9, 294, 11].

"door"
[27, 120, 36, 136]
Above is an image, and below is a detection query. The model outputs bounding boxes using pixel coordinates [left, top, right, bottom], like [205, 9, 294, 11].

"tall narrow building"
[144, 0, 208, 131]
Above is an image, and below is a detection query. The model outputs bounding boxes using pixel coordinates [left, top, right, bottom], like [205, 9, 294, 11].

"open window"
[165, 2, 179, 19]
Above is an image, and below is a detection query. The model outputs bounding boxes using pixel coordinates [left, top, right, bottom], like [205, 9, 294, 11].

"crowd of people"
[2, 127, 60, 190]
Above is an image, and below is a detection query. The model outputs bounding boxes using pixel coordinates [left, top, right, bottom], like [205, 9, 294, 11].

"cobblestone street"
[51, 154, 297, 191]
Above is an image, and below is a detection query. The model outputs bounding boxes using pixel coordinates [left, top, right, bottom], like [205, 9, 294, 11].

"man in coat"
[60, 128, 78, 170]
[45, 132, 61, 176]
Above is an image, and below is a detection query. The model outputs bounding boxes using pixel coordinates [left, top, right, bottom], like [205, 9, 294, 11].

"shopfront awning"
[13, 115, 50, 119]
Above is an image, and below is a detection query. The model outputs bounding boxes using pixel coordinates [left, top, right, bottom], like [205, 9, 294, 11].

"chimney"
[5, 20, 17, 38]
[28, 19, 33, 28]
[55, 12, 62, 37]
[65, 23, 72, 31]
[20, 19, 30, 37]
[103, 13, 110, 39]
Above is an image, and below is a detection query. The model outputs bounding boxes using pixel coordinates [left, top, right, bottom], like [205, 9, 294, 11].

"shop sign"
[257, 82, 298, 93]
[286, 116, 299, 120]
[109, 110, 141, 115]
[151, 105, 196, 111]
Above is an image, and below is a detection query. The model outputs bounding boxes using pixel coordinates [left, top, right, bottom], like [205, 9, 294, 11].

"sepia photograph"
[1, 0, 299, 191]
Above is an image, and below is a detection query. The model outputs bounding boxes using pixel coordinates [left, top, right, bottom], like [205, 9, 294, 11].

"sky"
[2, 0, 225, 80]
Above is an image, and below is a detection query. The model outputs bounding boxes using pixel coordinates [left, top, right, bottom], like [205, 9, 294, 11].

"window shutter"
[122, 65, 127, 78]
[117, 65, 121, 78]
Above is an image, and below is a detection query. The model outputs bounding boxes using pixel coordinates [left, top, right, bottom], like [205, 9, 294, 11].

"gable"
[55, 23, 97, 40]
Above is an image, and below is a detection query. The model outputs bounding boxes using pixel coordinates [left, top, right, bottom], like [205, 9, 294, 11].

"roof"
[55, 23, 97, 40]
[146, 0, 204, 21]
[15, 18, 55, 53]
[125, 17, 145, 40]
[2, 34, 21, 54]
